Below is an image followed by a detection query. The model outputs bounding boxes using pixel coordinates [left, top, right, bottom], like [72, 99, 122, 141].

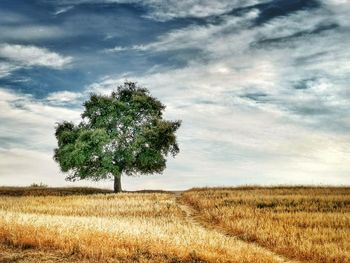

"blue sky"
[0, 0, 349, 190]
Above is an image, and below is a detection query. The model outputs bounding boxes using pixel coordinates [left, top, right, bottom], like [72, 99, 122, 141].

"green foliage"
[29, 183, 48, 188]
[54, 82, 181, 183]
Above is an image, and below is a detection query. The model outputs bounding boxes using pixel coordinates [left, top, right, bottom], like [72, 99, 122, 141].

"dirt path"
[172, 192, 296, 263]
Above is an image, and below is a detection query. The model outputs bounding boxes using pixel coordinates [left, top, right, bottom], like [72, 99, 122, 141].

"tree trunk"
[114, 175, 122, 193]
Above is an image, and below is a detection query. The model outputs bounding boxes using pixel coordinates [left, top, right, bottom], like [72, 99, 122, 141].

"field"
[0, 187, 349, 262]
[181, 187, 350, 263]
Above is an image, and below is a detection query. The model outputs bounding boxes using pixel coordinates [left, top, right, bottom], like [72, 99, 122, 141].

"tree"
[54, 82, 181, 192]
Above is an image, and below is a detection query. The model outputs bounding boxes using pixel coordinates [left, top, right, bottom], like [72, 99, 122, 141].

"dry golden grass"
[0, 191, 282, 263]
[181, 187, 350, 263]
[0, 244, 84, 263]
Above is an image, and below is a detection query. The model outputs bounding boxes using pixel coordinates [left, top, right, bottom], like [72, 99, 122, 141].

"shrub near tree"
[54, 82, 181, 192]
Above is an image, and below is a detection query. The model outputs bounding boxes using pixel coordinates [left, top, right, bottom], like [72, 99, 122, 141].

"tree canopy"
[54, 82, 181, 192]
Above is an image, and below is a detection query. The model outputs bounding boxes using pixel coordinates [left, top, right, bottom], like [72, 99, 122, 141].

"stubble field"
[0, 186, 348, 262]
[181, 187, 350, 263]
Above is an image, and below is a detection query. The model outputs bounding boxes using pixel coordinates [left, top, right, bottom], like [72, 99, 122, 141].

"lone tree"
[54, 82, 181, 192]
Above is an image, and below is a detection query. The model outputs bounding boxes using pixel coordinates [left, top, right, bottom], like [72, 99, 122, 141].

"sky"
[0, 0, 349, 190]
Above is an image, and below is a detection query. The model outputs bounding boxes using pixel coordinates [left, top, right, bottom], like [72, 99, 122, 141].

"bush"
[29, 183, 48, 188]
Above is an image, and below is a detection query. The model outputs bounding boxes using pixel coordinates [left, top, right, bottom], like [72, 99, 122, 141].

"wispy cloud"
[137, 0, 269, 21]
[0, 62, 19, 78]
[102, 4, 350, 130]
[104, 46, 129, 53]
[54, 5, 74, 15]
[46, 91, 83, 105]
[0, 44, 73, 69]
[0, 25, 68, 41]
[43, 0, 269, 21]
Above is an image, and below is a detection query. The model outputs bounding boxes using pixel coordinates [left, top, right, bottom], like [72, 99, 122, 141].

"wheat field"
[181, 187, 350, 263]
[0, 187, 348, 262]
[0, 189, 282, 263]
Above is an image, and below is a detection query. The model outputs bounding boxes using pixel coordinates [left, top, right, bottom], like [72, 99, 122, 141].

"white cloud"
[104, 6, 350, 126]
[48, 0, 269, 21]
[322, 0, 350, 6]
[0, 88, 81, 151]
[0, 25, 68, 41]
[106, 10, 259, 53]
[0, 62, 18, 78]
[137, 0, 269, 21]
[0, 44, 73, 69]
[104, 46, 129, 53]
[54, 5, 74, 15]
[46, 91, 83, 105]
